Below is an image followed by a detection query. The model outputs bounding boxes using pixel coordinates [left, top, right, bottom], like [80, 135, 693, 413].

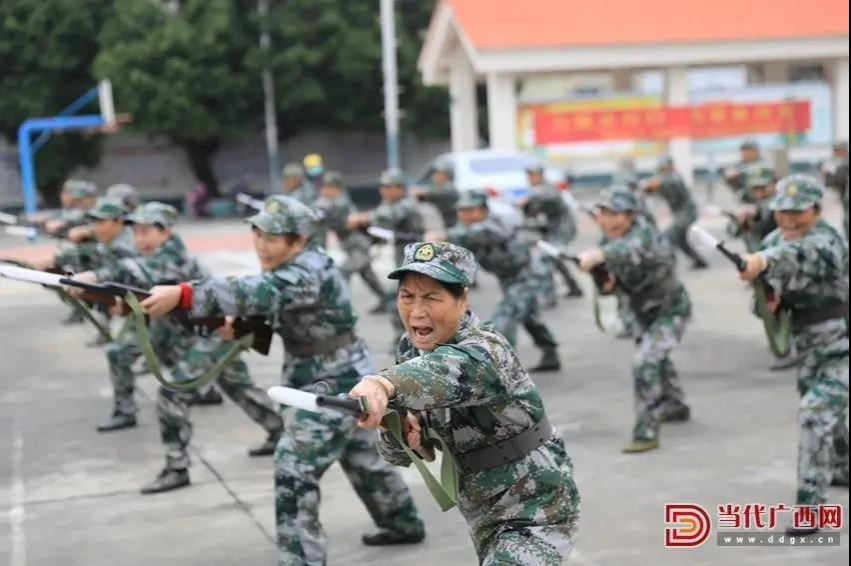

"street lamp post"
[380, 0, 400, 170]
[259, 0, 280, 195]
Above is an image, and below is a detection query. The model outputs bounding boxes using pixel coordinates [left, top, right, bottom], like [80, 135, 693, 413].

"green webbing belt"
[752, 281, 793, 358]
[382, 411, 459, 511]
[592, 288, 606, 333]
[123, 293, 253, 392]
[55, 288, 113, 343]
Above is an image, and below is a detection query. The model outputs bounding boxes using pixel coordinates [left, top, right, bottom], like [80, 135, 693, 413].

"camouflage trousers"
[793, 320, 849, 505]
[339, 243, 385, 302]
[157, 337, 283, 471]
[491, 275, 558, 353]
[275, 408, 424, 566]
[632, 313, 690, 441]
[105, 321, 215, 417]
[54, 240, 99, 321]
[461, 438, 580, 565]
[664, 209, 706, 266]
[616, 291, 638, 338]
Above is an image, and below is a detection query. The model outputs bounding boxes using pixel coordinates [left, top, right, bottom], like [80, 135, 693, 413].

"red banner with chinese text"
[532, 100, 811, 144]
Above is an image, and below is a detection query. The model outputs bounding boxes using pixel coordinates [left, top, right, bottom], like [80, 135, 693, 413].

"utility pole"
[259, 0, 280, 194]
[380, 0, 400, 170]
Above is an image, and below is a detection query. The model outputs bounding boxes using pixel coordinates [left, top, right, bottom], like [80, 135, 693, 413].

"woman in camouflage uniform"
[350, 241, 580, 566]
[141, 195, 425, 566]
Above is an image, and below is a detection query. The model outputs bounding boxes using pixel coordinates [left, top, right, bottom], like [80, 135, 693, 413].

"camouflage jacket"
[282, 183, 316, 207]
[95, 228, 138, 267]
[422, 181, 459, 228]
[189, 247, 369, 391]
[601, 218, 692, 326]
[823, 157, 849, 203]
[449, 215, 533, 283]
[373, 198, 425, 254]
[377, 310, 550, 463]
[726, 199, 778, 250]
[759, 220, 849, 338]
[314, 194, 371, 252]
[727, 159, 771, 203]
[523, 182, 577, 242]
[57, 207, 91, 228]
[94, 235, 207, 287]
[655, 172, 697, 215]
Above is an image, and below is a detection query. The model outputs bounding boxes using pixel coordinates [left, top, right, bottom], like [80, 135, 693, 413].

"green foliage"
[0, 0, 109, 204]
[95, 0, 261, 194]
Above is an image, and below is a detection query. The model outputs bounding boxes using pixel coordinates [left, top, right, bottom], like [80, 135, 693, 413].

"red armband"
[178, 282, 194, 310]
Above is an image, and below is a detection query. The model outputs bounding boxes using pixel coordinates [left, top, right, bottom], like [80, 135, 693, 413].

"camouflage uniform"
[523, 174, 583, 297]
[726, 166, 778, 252]
[373, 169, 426, 334]
[650, 163, 708, 268]
[755, 176, 849, 505]
[595, 189, 692, 444]
[185, 196, 424, 565]
[451, 191, 560, 367]
[421, 166, 460, 229]
[376, 242, 580, 565]
[52, 181, 101, 274]
[282, 162, 316, 206]
[94, 203, 281, 472]
[313, 174, 385, 304]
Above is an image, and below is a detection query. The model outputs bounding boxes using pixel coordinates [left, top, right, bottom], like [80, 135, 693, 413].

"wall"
[0, 130, 450, 208]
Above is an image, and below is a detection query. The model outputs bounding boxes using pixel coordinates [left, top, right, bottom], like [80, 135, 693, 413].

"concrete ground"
[0, 187, 848, 566]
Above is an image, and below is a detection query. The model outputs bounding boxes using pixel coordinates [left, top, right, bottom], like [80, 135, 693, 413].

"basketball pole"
[17, 79, 119, 215]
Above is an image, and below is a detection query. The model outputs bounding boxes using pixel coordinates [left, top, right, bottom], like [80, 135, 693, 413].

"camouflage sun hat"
[322, 170, 344, 187]
[379, 168, 407, 187]
[105, 183, 140, 209]
[63, 179, 98, 199]
[594, 186, 639, 213]
[246, 195, 317, 235]
[126, 202, 179, 227]
[769, 174, 825, 212]
[455, 189, 489, 209]
[388, 241, 478, 287]
[87, 197, 128, 220]
[282, 162, 305, 179]
[744, 165, 776, 190]
[303, 153, 325, 176]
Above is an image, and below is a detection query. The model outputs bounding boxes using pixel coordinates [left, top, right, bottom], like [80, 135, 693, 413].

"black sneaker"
[831, 475, 849, 487]
[690, 261, 709, 271]
[86, 335, 111, 348]
[661, 406, 691, 423]
[361, 529, 425, 546]
[530, 350, 561, 373]
[96, 413, 137, 433]
[189, 388, 224, 406]
[564, 287, 584, 299]
[140, 469, 191, 495]
[248, 434, 280, 457]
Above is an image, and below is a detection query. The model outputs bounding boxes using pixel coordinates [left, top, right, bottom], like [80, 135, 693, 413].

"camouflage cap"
[594, 186, 639, 213]
[303, 153, 324, 176]
[455, 189, 489, 209]
[379, 168, 407, 187]
[322, 170, 344, 187]
[87, 197, 128, 220]
[105, 183, 140, 209]
[740, 139, 759, 151]
[388, 241, 478, 287]
[743, 165, 776, 189]
[246, 195, 317, 235]
[769, 174, 824, 211]
[657, 154, 675, 169]
[833, 140, 848, 153]
[126, 202, 179, 227]
[63, 179, 97, 199]
[281, 162, 305, 179]
[433, 162, 454, 175]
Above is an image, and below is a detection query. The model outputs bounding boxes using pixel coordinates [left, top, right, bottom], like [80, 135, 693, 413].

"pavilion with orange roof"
[418, 0, 849, 180]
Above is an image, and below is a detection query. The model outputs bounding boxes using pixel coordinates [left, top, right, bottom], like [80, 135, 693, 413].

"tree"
[95, 0, 261, 196]
[0, 0, 110, 205]
[263, 0, 449, 141]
